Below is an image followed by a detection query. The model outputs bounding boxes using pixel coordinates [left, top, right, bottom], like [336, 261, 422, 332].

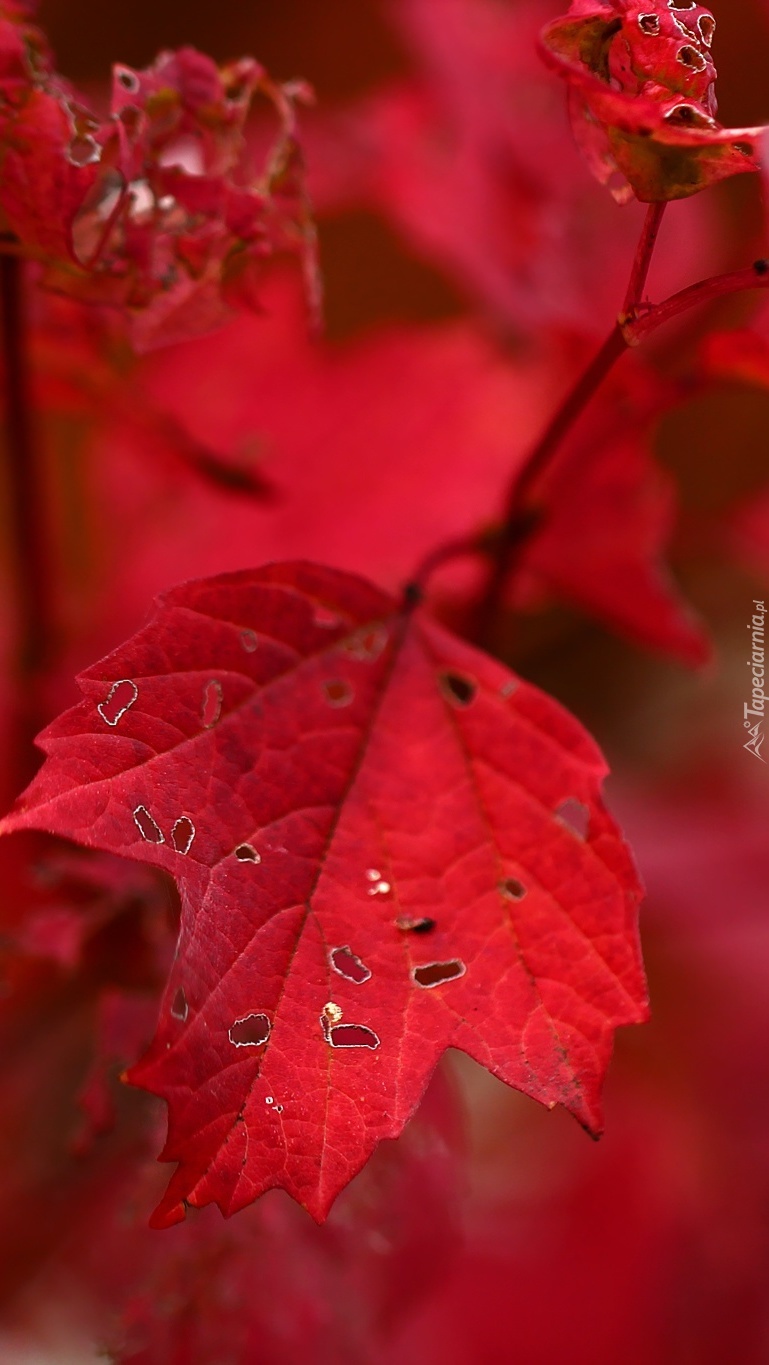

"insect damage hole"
[98, 679, 138, 726]
[330, 946, 372, 984]
[323, 679, 354, 707]
[170, 817, 195, 855]
[201, 679, 223, 728]
[133, 805, 164, 844]
[229, 1013, 271, 1047]
[638, 13, 660, 33]
[234, 842, 261, 863]
[677, 44, 707, 71]
[556, 798, 590, 840]
[439, 672, 477, 707]
[344, 626, 388, 662]
[500, 877, 527, 901]
[412, 960, 466, 989]
[240, 629, 258, 652]
[396, 916, 436, 934]
[69, 135, 101, 167]
[116, 66, 140, 92]
[698, 14, 715, 44]
[170, 986, 188, 1021]
[325, 1023, 380, 1050]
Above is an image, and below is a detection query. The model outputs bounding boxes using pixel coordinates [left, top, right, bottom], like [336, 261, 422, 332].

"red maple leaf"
[0, 561, 647, 1224]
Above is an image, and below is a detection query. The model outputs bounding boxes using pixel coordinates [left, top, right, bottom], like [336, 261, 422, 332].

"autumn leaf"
[0, 6, 318, 346]
[0, 561, 647, 1224]
[513, 363, 710, 665]
[539, 0, 764, 202]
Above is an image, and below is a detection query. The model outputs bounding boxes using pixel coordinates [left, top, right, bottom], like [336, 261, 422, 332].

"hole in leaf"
[396, 916, 436, 934]
[500, 877, 527, 901]
[171, 817, 195, 855]
[116, 66, 140, 92]
[235, 843, 261, 863]
[240, 628, 258, 652]
[171, 986, 188, 1021]
[733, 141, 753, 156]
[638, 13, 660, 34]
[69, 135, 101, 167]
[330, 946, 372, 984]
[439, 672, 477, 707]
[412, 960, 466, 989]
[677, 44, 707, 71]
[274, 1104, 284, 1113]
[265, 1095, 274, 1104]
[698, 14, 715, 45]
[323, 679, 353, 707]
[229, 1013, 271, 1047]
[556, 799, 590, 840]
[201, 679, 223, 728]
[326, 1023, 380, 1050]
[133, 805, 164, 844]
[664, 103, 713, 127]
[98, 679, 138, 727]
[344, 627, 388, 661]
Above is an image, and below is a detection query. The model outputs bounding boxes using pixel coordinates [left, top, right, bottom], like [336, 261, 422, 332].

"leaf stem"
[624, 259, 769, 344]
[411, 211, 769, 639]
[621, 203, 667, 318]
[1, 250, 54, 779]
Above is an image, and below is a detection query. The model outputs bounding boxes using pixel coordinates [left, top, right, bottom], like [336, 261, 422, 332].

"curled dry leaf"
[0, 562, 647, 1223]
[0, 4, 318, 346]
[539, 0, 765, 202]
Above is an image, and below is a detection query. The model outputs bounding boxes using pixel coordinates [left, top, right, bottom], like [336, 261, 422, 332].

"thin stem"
[622, 203, 667, 317]
[1, 252, 52, 674]
[624, 260, 769, 345]
[465, 323, 628, 634]
[1, 251, 54, 786]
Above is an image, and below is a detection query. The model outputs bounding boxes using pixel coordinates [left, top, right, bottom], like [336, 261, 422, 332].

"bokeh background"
[1, 0, 769, 1360]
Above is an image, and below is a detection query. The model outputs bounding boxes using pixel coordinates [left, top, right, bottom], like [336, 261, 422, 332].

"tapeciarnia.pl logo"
[744, 600, 766, 762]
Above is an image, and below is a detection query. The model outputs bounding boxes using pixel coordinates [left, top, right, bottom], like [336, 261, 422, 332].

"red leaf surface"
[0, 562, 647, 1223]
[103, 277, 703, 665]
